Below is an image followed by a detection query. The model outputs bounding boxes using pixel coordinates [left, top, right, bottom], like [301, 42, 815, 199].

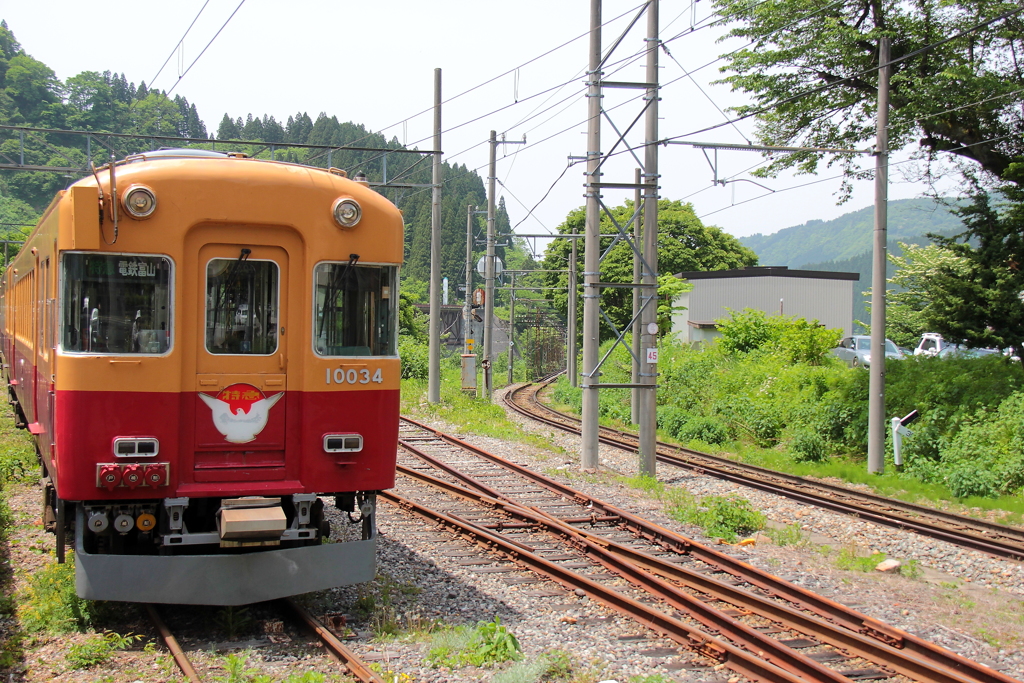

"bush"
[65, 632, 140, 669]
[939, 391, 1024, 497]
[398, 338, 429, 380]
[946, 462, 1003, 499]
[676, 416, 730, 445]
[716, 308, 785, 354]
[779, 318, 842, 365]
[657, 405, 690, 437]
[790, 430, 827, 462]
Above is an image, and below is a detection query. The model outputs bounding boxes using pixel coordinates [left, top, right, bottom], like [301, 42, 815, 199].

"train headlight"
[122, 185, 157, 219]
[332, 198, 362, 228]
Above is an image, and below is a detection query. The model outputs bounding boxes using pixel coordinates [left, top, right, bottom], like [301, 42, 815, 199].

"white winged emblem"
[199, 383, 284, 444]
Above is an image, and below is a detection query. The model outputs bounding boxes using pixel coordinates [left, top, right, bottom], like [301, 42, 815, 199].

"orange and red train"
[0, 149, 402, 605]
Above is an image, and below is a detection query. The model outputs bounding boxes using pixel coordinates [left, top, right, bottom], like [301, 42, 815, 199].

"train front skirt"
[73, 507, 375, 605]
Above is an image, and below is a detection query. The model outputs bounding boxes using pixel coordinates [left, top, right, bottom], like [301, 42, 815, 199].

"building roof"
[675, 266, 859, 281]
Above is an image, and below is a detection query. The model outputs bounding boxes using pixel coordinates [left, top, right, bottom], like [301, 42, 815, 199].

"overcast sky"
[3, 1, 951, 251]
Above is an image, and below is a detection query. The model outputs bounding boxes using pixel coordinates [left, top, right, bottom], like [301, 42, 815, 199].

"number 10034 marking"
[326, 367, 384, 385]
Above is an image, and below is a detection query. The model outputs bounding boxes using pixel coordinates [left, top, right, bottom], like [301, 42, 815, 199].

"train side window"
[205, 258, 279, 355]
[313, 263, 397, 357]
[61, 253, 172, 355]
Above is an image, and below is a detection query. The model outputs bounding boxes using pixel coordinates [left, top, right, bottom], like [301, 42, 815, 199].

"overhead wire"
[330, 2, 649, 151]
[656, 4, 1024, 148]
[696, 132, 1016, 221]
[502, 0, 1020, 244]
[377, 1, 1017, 238]
[675, 81, 1024, 209]
[148, 0, 213, 91]
[453, 0, 852, 226]
[166, 0, 247, 97]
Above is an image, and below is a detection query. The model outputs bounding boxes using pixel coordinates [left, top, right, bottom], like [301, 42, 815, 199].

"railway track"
[503, 381, 1024, 562]
[144, 601, 384, 683]
[393, 416, 1020, 683]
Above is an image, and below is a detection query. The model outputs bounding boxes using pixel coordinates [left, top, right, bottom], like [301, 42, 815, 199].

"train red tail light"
[98, 464, 122, 491]
[144, 463, 167, 487]
[122, 464, 144, 489]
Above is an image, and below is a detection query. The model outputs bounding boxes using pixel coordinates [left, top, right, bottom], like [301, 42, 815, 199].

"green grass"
[0, 407, 36, 670]
[401, 367, 564, 453]
[732, 441, 1024, 520]
[835, 548, 888, 572]
[64, 631, 141, 669]
[763, 523, 807, 547]
[18, 557, 99, 634]
[551, 389, 1024, 520]
[619, 475, 766, 543]
[350, 573, 434, 640]
[426, 617, 522, 669]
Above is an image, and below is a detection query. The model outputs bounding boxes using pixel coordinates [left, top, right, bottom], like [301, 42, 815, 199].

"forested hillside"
[0, 20, 530, 295]
[739, 198, 964, 268]
[802, 235, 943, 325]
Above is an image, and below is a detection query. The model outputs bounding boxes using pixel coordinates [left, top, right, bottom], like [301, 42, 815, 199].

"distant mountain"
[801, 235, 942, 325]
[739, 198, 964, 268]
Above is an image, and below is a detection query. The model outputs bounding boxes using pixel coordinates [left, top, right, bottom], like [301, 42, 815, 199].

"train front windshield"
[314, 263, 397, 357]
[61, 253, 172, 354]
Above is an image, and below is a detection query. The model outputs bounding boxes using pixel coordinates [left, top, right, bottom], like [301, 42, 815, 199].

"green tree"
[4, 52, 61, 123]
[217, 113, 240, 140]
[713, 0, 1024, 192]
[65, 71, 126, 132]
[541, 199, 757, 340]
[885, 241, 971, 348]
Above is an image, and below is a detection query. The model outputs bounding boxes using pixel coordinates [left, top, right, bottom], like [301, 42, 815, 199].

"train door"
[26, 266, 37, 425]
[193, 243, 292, 483]
[32, 257, 49, 436]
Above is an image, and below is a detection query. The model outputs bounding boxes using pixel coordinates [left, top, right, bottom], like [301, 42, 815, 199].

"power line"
[330, 2, 649, 152]
[149, 0, 213, 90]
[510, 166, 572, 234]
[166, 0, 247, 97]
[696, 133, 1015, 221]
[658, 5, 1024, 149]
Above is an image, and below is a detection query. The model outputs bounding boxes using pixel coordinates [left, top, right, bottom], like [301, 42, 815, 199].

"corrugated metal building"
[670, 266, 859, 344]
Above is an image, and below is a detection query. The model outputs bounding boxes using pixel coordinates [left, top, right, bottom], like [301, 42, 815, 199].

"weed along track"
[504, 381, 1024, 562]
[394, 416, 1019, 683]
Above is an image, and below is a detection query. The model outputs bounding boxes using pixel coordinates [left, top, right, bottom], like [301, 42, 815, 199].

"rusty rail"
[145, 604, 202, 683]
[283, 598, 385, 683]
[400, 415, 1023, 683]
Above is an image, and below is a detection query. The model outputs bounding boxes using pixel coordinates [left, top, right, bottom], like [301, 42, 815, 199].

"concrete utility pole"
[482, 131, 498, 400]
[581, 0, 602, 471]
[638, 0, 660, 477]
[464, 204, 476, 354]
[481, 131, 526, 401]
[868, 37, 890, 474]
[428, 68, 443, 404]
[631, 168, 642, 425]
[568, 233, 578, 387]
[507, 271, 516, 384]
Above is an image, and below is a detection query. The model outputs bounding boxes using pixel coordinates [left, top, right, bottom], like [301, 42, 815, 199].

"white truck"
[914, 332, 951, 357]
